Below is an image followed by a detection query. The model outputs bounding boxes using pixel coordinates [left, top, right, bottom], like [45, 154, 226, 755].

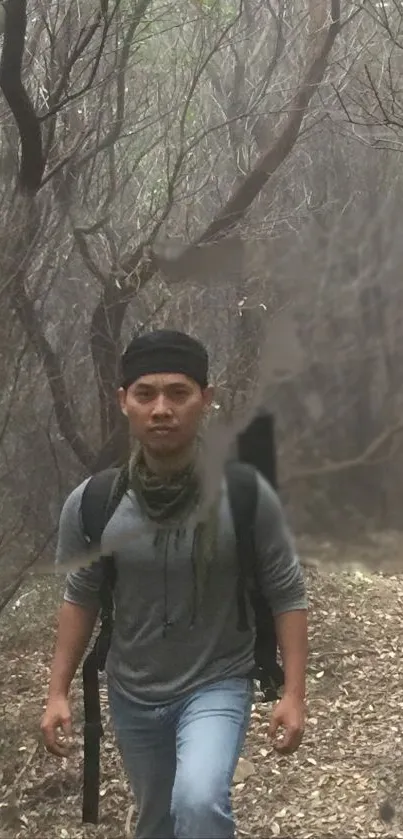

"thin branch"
[39, 4, 117, 121]
[3, 201, 95, 469]
[0, 338, 29, 447]
[136, 2, 244, 246]
[151, 0, 341, 287]
[13, 272, 95, 469]
[75, 0, 153, 170]
[74, 227, 108, 283]
[0, 527, 57, 616]
[45, 12, 103, 113]
[195, 0, 341, 245]
[364, 63, 392, 124]
[39, 127, 94, 188]
[283, 419, 403, 486]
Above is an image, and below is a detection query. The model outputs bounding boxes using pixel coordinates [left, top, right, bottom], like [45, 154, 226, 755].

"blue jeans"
[108, 676, 253, 839]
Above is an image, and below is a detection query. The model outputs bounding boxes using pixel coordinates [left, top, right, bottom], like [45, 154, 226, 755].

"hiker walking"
[41, 329, 308, 839]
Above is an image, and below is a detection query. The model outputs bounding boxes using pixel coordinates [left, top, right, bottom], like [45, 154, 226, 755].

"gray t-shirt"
[57, 473, 307, 705]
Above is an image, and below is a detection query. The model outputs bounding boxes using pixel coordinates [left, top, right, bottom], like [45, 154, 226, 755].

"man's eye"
[172, 390, 188, 399]
[136, 391, 153, 401]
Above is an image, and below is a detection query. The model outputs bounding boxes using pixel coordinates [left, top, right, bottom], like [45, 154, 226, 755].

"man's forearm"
[48, 601, 98, 699]
[274, 609, 308, 700]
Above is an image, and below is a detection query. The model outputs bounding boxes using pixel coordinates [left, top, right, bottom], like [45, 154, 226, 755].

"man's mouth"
[149, 427, 176, 436]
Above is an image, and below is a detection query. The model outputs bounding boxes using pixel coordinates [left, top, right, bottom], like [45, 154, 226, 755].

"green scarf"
[129, 444, 218, 612]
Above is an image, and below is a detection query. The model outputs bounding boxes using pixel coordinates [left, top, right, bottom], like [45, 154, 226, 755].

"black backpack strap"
[82, 556, 117, 824]
[82, 646, 102, 824]
[236, 411, 277, 490]
[225, 461, 258, 632]
[80, 466, 128, 825]
[225, 460, 284, 702]
[80, 467, 121, 545]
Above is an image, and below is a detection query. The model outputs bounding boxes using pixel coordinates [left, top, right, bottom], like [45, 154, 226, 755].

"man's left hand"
[268, 694, 305, 755]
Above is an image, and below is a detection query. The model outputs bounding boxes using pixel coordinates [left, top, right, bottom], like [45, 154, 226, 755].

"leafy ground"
[1, 538, 403, 839]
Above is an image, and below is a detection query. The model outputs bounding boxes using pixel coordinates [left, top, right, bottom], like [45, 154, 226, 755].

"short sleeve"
[56, 478, 103, 609]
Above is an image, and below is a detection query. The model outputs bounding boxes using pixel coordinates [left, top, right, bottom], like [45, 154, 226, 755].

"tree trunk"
[90, 287, 130, 469]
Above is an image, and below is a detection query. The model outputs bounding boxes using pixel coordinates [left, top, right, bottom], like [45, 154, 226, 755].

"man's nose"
[151, 395, 172, 417]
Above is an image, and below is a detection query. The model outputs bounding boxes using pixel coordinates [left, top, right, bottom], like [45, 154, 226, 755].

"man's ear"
[117, 387, 128, 416]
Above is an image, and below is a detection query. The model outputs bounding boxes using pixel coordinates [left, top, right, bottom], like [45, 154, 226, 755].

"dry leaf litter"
[1, 537, 403, 838]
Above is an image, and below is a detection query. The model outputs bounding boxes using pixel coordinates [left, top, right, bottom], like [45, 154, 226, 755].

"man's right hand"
[41, 696, 73, 757]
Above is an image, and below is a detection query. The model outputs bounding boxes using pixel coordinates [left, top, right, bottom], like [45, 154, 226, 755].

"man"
[41, 329, 308, 839]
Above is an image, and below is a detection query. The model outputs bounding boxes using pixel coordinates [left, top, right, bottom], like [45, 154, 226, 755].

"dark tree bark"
[0, 0, 45, 193]
[90, 288, 127, 442]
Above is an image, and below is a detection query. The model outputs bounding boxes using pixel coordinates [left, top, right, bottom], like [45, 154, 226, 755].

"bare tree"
[0, 0, 342, 475]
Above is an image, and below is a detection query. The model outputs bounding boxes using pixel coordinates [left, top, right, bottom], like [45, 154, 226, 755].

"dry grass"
[1, 540, 403, 838]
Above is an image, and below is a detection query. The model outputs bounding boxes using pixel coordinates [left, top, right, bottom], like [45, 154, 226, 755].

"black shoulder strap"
[81, 465, 127, 826]
[225, 461, 258, 632]
[80, 467, 121, 546]
[226, 459, 284, 702]
[236, 411, 277, 490]
[225, 460, 258, 537]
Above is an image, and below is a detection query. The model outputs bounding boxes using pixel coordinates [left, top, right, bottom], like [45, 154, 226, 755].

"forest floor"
[1, 536, 403, 839]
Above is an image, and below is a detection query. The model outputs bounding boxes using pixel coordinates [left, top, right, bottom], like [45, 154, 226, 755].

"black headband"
[120, 329, 209, 389]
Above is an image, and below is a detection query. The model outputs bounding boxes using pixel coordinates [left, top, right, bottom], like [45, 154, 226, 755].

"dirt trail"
[1, 544, 402, 838]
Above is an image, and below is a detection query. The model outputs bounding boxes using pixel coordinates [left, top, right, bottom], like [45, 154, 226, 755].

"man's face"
[118, 373, 213, 458]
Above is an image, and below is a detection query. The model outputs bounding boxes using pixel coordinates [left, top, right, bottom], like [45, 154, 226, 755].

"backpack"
[80, 411, 284, 824]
